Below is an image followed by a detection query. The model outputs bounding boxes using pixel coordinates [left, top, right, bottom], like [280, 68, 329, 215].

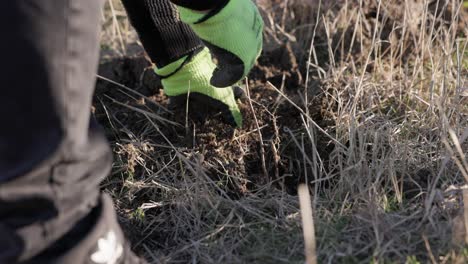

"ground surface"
[97, 1, 468, 263]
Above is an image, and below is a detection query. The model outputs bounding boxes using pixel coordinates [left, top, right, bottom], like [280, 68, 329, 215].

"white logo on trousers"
[90, 230, 123, 264]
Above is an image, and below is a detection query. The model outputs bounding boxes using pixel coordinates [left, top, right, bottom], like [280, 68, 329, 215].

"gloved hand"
[155, 48, 243, 127]
[177, 0, 264, 87]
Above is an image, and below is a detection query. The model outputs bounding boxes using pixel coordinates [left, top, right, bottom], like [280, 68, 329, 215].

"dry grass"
[97, 0, 468, 263]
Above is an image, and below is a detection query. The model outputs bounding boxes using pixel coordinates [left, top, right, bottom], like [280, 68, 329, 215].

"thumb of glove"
[205, 42, 245, 88]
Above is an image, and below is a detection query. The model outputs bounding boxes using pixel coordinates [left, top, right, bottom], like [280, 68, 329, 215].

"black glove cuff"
[122, 0, 204, 68]
[194, 0, 231, 24]
[170, 0, 229, 11]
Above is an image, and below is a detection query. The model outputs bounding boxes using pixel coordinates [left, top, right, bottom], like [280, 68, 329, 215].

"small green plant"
[130, 208, 145, 222]
[405, 256, 421, 264]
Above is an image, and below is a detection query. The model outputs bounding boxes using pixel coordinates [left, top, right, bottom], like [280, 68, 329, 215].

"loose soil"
[94, 45, 334, 196]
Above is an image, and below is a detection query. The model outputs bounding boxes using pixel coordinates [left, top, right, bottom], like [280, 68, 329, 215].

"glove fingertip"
[232, 108, 243, 128]
[232, 86, 245, 100]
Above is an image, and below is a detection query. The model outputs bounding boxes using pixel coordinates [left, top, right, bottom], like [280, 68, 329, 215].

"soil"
[94, 45, 335, 197]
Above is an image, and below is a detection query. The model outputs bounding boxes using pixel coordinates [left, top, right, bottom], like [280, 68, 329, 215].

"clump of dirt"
[251, 43, 304, 89]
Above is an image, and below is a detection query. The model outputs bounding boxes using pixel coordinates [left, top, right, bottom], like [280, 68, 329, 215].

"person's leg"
[0, 1, 143, 263]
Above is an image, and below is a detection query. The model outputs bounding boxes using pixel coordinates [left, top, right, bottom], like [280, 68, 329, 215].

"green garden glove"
[155, 48, 243, 127]
[177, 0, 264, 87]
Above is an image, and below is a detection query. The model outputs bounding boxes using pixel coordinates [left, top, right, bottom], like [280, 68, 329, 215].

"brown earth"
[94, 45, 334, 198]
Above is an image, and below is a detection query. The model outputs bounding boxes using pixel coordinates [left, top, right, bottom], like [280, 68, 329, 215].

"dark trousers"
[0, 0, 202, 262]
[0, 0, 141, 263]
